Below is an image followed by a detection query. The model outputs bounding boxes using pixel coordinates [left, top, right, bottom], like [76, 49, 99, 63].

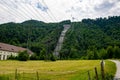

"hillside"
[60, 16, 120, 59]
[0, 16, 120, 60]
[0, 20, 64, 59]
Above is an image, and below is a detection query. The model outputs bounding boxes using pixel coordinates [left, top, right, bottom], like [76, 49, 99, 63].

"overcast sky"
[0, 0, 120, 24]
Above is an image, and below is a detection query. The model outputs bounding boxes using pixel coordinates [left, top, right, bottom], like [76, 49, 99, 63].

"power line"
[0, 12, 15, 23]
[9, 0, 47, 22]
[1, 0, 60, 23]
[0, 0, 25, 20]
[0, 0, 32, 51]
[1, 0, 29, 20]
[37, 0, 55, 22]
[29, 2, 48, 22]
[2, 1, 41, 19]
[42, 0, 57, 21]
[8, 0, 39, 20]
[20, 3, 38, 19]
[9, 0, 30, 19]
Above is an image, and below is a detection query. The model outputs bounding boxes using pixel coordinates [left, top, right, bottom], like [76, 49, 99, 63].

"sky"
[0, 0, 120, 24]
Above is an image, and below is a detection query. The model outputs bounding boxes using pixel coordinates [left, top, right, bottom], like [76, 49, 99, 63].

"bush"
[8, 55, 17, 60]
[18, 50, 29, 61]
[30, 54, 39, 60]
[50, 54, 56, 61]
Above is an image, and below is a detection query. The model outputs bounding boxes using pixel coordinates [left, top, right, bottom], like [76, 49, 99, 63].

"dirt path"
[110, 60, 120, 80]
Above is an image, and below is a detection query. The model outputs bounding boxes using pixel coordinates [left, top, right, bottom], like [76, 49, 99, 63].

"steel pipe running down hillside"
[53, 24, 71, 57]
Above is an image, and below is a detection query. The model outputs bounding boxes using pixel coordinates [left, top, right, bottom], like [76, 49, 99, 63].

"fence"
[0, 60, 113, 80]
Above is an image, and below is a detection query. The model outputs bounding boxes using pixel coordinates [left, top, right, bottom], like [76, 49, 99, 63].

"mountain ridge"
[0, 16, 120, 60]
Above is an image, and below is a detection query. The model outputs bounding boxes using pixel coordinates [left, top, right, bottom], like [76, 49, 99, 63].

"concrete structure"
[0, 42, 32, 60]
[53, 24, 71, 57]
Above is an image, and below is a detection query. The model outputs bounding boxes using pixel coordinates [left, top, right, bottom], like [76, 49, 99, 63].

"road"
[110, 60, 120, 80]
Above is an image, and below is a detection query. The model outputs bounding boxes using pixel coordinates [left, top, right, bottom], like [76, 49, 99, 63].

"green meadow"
[0, 60, 116, 80]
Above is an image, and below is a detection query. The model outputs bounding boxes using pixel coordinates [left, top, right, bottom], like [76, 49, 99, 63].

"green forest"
[60, 16, 120, 59]
[0, 20, 65, 60]
[0, 16, 120, 60]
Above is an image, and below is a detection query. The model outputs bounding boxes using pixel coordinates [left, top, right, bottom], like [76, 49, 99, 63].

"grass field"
[0, 60, 116, 80]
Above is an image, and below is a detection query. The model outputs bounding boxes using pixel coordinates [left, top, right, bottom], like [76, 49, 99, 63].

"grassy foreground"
[0, 60, 116, 80]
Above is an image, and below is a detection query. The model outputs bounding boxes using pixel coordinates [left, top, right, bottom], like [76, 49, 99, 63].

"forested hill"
[0, 20, 65, 58]
[60, 16, 120, 59]
[0, 16, 120, 60]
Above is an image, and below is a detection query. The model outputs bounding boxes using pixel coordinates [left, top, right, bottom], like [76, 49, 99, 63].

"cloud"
[36, 2, 48, 12]
[94, 0, 116, 12]
[65, 0, 120, 21]
[0, 0, 120, 24]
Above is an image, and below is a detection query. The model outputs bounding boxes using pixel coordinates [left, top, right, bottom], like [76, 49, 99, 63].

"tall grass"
[0, 60, 116, 80]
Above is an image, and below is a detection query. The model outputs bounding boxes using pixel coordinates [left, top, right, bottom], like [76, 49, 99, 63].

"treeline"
[60, 16, 120, 59]
[0, 16, 120, 60]
[0, 20, 64, 60]
[86, 45, 120, 59]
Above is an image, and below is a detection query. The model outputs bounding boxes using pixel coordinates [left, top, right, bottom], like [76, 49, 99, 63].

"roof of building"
[0, 42, 33, 54]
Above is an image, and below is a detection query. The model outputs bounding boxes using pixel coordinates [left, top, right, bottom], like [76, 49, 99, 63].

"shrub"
[30, 54, 39, 60]
[8, 55, 17, 60]
[50, 54, 56, 61]
[18, 50, 29, 61]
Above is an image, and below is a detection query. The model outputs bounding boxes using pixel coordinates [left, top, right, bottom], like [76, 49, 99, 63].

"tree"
[60, 49, 70, 59]
[8, 55, 17, 60]
[99, 48, 107, 59]
[50, 54, 56, 61]
[107, 46, 114, 58]
[86, 49, 99, 60]
[113, 46, 120, 58]
[39, 49, 46, 60]
[69, 48, 79, 59]
[1, 16, 120, 60]
[0, 20, 63, 57]
[18, 50, 29, 61]
[86, 50, 94, 59]
[30, 54, 38, 60]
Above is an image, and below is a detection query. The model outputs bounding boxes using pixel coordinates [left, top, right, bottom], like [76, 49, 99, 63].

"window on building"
[11, 48, 14, 51]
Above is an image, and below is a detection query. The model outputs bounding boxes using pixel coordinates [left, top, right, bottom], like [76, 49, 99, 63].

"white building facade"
[0, 42, 33, 60]
[0, 50, 18, 60]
